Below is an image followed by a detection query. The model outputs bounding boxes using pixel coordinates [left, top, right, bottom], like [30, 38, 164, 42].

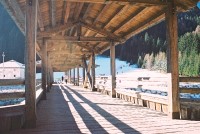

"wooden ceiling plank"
[74, 3, 84, 21]
[113, 7, 146, 34]
[50, 0, 56, 27]
[104, 5, 130, 29]
[93, 4, 110, 24]
[37, 22, 78, 38]
[80, 21, 122, 42]
[64, 0, 169, 6]
[82, 3, 93, 20]
[124, 8, 166, 39]
[62, 2, 71, 24]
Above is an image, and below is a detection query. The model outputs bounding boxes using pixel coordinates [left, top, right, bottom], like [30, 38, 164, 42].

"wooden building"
[0, 0, 199, 130]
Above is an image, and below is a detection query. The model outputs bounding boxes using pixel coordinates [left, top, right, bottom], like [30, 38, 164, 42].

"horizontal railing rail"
[0, 79, 42, 101]
[179, 77, 200, 94]
[0, 79, 25, 86]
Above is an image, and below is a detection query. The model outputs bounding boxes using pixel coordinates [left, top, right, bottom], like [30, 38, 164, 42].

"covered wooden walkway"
[9, 83, 200, 134]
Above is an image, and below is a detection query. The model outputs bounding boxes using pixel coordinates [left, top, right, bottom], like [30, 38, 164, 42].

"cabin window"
[3, 75, 5, 77]
[14, 75, 16, 77]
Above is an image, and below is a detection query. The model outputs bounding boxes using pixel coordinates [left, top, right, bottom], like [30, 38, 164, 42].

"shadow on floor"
[59, 85, 109, 134]
[62, 85, 141, 134]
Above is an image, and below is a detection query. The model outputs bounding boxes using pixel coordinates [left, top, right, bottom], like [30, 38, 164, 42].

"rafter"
[37, 1, 44, 31]
[1, 0, 25, 33]
[82, 3, 93, 20]
[104, 5, 130, 29]
[112, 7, 145, 33]
[37, 22, 78, 38]
[46, 36, 116, 43]
[74, 3, 84, 21]
[62, 1, 71, 24]
[124, 8, 166, 40]
[93, 4, 111, 24]
[0, 0, 41, 56]
[80, 21, 123, 42]
[50, 0, 56, 27]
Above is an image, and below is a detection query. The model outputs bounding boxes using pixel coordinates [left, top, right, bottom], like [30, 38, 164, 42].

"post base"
[168, 112, 180, 119]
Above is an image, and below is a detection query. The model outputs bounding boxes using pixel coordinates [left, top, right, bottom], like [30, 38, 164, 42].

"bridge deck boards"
[9, 83, 200, 134]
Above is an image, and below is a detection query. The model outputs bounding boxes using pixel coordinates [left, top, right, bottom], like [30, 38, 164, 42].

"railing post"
[166, 1, 180, 119]
[110, 42, 116, 98]
[24, 0, 37, 128]
[41, 38, 47, 100]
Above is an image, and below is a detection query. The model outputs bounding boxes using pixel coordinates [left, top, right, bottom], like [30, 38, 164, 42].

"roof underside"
[0, 0, 198, 71]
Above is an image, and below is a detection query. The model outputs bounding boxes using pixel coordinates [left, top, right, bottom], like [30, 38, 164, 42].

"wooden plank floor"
[8, 83, 200, 134]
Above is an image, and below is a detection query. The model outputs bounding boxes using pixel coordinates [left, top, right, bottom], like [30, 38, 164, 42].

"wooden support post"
[91, 52, 96, 91]
[82, 66, 85, 85]
[69, 69, 71, 83]
[166, 2, 180, 119]
[25, 0, 37, 128]
[82, 57, 92, 89]
[47, 55, 50, 92]
[110, 43, 116, 98]
[77, 67, 79, 86]
[41, 38, 47, 100]
[73, 68, 76, 85]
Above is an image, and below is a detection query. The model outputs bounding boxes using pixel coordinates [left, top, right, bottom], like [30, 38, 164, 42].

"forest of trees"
[103, 7, 200, 76]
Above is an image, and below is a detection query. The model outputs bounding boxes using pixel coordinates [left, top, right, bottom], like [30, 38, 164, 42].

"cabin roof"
[0, 0, 198, 71]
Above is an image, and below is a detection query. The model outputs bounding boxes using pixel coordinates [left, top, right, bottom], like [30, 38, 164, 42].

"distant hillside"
[0, 3, 25, 64]
[103, 7, 200, 64]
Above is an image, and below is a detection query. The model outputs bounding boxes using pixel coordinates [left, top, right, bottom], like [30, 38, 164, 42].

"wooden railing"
[0, 79, 43, 132]
[0, 79, 42, 101]
[96, 76, 200, 118]
[179, 77, 200, 94]
[96, 76, 169, 114]
[179, 77, 200, 120]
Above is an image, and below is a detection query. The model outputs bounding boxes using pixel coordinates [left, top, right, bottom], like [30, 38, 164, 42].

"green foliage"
[178, 33, 200, 76]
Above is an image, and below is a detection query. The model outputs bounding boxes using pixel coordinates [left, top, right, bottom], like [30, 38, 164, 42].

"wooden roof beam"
[0, 0, 25, 33]
[113, 7, 146, 33]
[74, 3, 84, 21]
[46, 36, 117, 43]
[80, 21, 123, 42]
[64, 0, 169, 6]
[124, 8, 166, 40]
[37, 22, 78, 38]
[62, 2, 71, 24]
[0, 0, 41, 56]
[37, 1, 44, 31]
[50, 0, 56, 27]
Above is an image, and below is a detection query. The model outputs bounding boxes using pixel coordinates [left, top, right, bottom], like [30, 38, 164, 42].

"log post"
[24, 0, 37, 128]
[77, 67, 79, 86]
[166, 2, 180, 119]
[69, 69, 71, 83]
[47, 54, 50, 92]
[82, 66, 85, 85]
[91, 52, 96, 91]
[82, 57, 92, 89]
[41, 38, 47, 100]
[110, 43, 116, 98]
[73, 68, 76, 85]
